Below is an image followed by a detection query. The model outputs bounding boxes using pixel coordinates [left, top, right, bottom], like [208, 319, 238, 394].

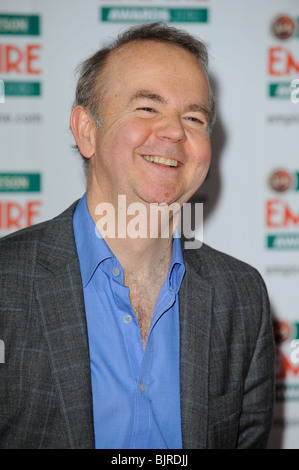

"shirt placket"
[110, 264, 152, 447]
[110, 262, 177, 449]
[130, 289, 176, 449]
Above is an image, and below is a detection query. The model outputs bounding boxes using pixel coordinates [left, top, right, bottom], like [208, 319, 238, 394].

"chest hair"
[125, 264, 169, 349]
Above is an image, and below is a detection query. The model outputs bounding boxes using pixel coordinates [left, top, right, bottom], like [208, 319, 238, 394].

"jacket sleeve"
[236, 277, 276, 448]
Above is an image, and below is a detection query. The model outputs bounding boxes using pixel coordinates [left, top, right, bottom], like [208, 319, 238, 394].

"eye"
[185, 116, 204, 124]
[184, 115, 209, 130]
[137, 107, 156, 113]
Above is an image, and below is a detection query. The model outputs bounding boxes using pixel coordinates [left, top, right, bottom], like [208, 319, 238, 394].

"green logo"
[101, 7, 208, 23]
[0, 14, 40, 35]
[269, 82, 292, 99]
[0, 173, 41, 192]
[4, 82, 41, 97]
[0, 79, 4, 103]
[267, 234, 299, 249]
[276, 383, 299, 402]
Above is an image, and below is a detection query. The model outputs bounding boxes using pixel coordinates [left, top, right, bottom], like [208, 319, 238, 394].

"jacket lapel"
[34, 203, 95, 448]
[179, 246, 213, 449]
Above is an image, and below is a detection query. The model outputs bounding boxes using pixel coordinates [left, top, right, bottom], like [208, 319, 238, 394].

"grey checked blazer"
[0, 201, 275, 449]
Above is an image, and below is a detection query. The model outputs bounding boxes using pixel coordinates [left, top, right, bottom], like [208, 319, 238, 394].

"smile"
[143, 155, 179, 168]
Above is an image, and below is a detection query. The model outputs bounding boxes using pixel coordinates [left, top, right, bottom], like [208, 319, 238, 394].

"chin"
[136, 185, 185, 206]
[140, 194, 184, 207]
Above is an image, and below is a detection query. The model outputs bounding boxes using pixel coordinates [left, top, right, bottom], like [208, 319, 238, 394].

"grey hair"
[72, 22, 217, 172]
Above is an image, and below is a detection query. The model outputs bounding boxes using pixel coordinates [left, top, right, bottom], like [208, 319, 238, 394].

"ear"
[70, 105, 96, 159]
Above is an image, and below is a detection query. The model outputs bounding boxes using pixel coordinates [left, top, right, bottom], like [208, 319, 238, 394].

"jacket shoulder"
[183, 242, 268, 299]
[0, 200, 79, 268]
[184, 242, 258, 271]
[1, 201, 78, 242]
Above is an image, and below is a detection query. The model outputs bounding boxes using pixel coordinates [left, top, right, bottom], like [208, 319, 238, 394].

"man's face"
[89, 40, 212, 208]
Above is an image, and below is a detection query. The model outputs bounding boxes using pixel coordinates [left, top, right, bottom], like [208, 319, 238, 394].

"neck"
[109, 235, 173, 282]
[86, 190, 179, 280]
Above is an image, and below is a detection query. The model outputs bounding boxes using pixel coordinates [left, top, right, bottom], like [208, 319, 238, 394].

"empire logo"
[0, 14, 42, 97]
[0, 44, 41, 74]
[265, 198, 299, 250]
[0, 173, 42, 234]
[268, 47, 299, 75]
[0, 200, 41, 232]
[266, 200, 299, 228]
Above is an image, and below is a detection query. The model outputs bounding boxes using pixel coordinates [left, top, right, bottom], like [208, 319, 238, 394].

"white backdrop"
[0, 0, 298, 449]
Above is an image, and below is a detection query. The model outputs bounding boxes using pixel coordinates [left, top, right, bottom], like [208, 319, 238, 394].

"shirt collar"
[73, 194, 115, 287]
[73, 194, 185, 291]
[168, 231, 185, 294]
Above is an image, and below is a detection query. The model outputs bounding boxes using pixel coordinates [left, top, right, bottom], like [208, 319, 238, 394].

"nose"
[155, 113, 186, 143]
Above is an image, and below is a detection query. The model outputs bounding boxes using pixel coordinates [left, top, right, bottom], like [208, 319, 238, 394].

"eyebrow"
[129, 90, 167, 105]
[129, 89, 210, 120]
[185, 105, 211, 124]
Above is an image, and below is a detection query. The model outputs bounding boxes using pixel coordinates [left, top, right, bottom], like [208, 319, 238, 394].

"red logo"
[269, 169, 293, 193]
[0, 44, 42, 75]
[0, 200, 42, 231]
[271, 15, 296, 40]
[268, 47, 299, 75]
[266, 200, 299, 228]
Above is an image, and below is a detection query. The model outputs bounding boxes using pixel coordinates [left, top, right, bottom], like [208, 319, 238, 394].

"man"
[0, 23, 275, 449]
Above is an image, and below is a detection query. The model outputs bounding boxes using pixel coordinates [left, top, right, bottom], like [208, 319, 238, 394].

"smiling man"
[0, 23, 275, 449]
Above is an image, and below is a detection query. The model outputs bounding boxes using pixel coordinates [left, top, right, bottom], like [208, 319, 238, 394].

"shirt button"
[139, 382, 145, 392]
[123, 314, 132, 324]
[112, 267, 120, 277]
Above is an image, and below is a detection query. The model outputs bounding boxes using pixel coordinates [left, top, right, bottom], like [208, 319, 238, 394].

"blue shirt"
[73, 194, 185, 449]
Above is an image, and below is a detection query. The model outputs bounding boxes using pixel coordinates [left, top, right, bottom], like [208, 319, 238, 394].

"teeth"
[143, 155, 178, 167]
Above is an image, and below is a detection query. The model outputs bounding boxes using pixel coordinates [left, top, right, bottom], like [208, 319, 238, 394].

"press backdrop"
[0, 0, 298, 449]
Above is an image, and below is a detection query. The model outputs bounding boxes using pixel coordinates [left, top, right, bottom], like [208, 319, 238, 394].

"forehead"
[102, 40, 209, 102]
[108, 39, 199, 66]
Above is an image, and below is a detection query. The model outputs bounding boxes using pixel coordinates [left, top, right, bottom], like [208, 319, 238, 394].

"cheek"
[101, 119, 151, 155]
[191, 136, 212, 168]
